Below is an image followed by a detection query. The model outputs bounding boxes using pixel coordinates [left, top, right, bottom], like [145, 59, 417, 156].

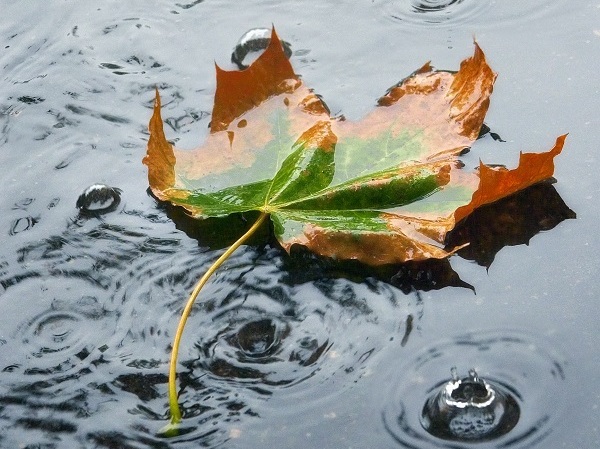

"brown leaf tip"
[211, 27, 298, 132]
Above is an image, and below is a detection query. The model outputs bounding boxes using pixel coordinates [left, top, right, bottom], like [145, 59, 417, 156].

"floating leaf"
[142, 28, 569, 428]
[144, 29, 565, 265]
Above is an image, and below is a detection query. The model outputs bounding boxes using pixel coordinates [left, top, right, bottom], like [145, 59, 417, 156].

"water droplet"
[420, 367, 520, 441]
[382, 330, 568, 449]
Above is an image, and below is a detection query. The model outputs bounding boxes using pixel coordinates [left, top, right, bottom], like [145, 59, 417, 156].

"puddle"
[0, 0, 597, 448]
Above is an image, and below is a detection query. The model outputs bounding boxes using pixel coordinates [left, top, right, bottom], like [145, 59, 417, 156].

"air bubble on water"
[76, 184, 121, 215]
[231, 28, 292, 70]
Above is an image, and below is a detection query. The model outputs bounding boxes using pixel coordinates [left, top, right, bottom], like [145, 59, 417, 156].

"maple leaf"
[144, 28, 565, 265]
[142, 28, 567, 429]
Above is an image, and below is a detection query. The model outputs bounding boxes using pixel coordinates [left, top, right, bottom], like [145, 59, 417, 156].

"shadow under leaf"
[445, 180, 576, 268]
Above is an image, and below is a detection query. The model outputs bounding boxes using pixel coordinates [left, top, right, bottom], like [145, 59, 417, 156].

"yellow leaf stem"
[165, 211, 269, 431]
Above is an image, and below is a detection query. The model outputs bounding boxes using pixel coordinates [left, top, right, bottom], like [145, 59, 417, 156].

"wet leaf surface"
[161, 180, 574, 293]
[144, 28, 569, 267]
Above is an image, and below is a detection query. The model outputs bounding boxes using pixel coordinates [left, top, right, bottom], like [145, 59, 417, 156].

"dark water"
[1, 1, 599, 448]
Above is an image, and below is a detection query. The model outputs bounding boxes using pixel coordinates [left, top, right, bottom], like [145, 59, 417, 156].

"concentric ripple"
[381, 0, 488, 27]
[233, 318, 285, 359]
[186, 273, 414, 396]
[112, 242, 415, 443]
[382, 330, 568, 448]
[112, 240, 415, 393]
[192, 291, 331, 387]
[379, 0, 565, 29]
[0, 277, 116, 376]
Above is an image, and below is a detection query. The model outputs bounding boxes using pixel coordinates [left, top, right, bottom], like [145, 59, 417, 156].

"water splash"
[382, 330, 568, 448]
[420, 367, 520, 441]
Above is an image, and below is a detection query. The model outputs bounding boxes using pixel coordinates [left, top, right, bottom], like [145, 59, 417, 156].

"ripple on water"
[112, 244, 415, 443]
[379, 0, 564, 29]
[0, 277, 116, 377]
[380, 0, 488, 27]
[0, 213, 186, 447]
[193, 290, 333, 388]
[190, 264, 412, 392]
[1, 202, 418, 446]
[382, 330, 568, 448]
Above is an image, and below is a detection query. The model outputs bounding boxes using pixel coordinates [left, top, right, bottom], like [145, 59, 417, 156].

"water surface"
[1, 1, 599, 448]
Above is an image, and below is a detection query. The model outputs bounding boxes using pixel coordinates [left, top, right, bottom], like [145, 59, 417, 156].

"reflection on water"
[383, 330, 567, 448]
[0, 206, 415, 447]
[447, 181, 576, 267]
[0, 0, 589, 447]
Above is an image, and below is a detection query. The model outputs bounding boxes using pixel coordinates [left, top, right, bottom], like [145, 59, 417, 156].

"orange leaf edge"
[143, 88, 176, 198]
[453, 134, 567, 224]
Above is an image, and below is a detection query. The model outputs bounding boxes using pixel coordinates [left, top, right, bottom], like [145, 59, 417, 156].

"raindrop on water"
[412, 0, 464, 13]
[382, 330, 568, 449]
[9, 216, 38, 235]
[0, 275, 117, 377]
[420, 367, 520, 441]
[379, 0, 565, 29]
